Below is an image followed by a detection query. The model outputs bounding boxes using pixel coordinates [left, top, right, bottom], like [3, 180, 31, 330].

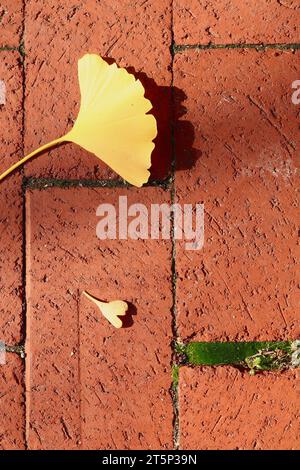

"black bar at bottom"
[0, 450, 298, 465]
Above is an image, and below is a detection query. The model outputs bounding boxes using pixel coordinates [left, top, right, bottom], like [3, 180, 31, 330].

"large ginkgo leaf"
[0, 54, 157, 187]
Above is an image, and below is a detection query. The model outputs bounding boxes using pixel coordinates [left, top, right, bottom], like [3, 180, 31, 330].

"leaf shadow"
[104, 57, 199, 180]
[121, 302, 137, 329]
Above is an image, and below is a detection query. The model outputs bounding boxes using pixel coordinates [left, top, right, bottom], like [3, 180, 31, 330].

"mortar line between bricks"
[5, 343, 25, 356]
[0, 43, 24, 58]
[20, 0, 28, 451]
[0, 45, 19, 51]
[170, 0, 180, 451]
[174, 43, 300, 53]
[23, 176, 172, 190]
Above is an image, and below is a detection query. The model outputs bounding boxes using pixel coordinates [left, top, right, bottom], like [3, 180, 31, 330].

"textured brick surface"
[26, 187, 173, 450]
[0, 51, 23, 343]
[24, 1, 172, 181]
[0, 0, 299, 452]
[0, 1, 22, 47]
[174, 0, 300, 45]
[0, 353, 25, 449]
[0, 51, 23, 171]
[179, 367, 300, 450]
[174, 49, 300, 341]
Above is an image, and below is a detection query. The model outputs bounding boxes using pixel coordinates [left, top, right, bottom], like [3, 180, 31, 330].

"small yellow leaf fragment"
[83, 291, 128, 329]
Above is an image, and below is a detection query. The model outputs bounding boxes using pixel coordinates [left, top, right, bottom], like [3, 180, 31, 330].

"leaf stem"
[0, 138, 64, 183]
[82, 291, 97, 303]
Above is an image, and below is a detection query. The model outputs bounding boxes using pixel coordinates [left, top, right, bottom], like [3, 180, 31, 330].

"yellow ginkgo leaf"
[0, 54, 157, 187]
[83, 291, 128, 329]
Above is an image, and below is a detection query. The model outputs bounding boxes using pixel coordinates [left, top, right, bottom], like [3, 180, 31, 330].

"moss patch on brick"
[178, 341, 300, 372]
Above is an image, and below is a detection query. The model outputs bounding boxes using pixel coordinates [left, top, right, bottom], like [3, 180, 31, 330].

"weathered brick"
[179, 367, 300, 450]
[26, 187, 173, 449]
[24, 1, 172, 180]
[0, 51, 23, 344]
[0, 353, 25, 449]
[0, 1, 22, 47]
[174, 0, 300, 45]
[174, 49, 300, 341]
[0, 51, 22, 170]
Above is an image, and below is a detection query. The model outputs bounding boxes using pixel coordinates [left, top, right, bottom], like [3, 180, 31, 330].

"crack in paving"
[170, 0, 180, 451]
[174, 42, 300, 53]
[23, 176, 172, 190]
[5, 343, 25, 358]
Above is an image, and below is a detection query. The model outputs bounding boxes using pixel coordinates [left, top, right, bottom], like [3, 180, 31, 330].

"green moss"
[180, 341, 292, 367]
[172, 364, 179, 390]
[245, 340, 300, 374]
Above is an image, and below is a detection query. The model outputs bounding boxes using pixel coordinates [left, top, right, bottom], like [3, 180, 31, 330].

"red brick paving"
[0, 51, 23, 172]
[174, 49, 300, 342]
[26, 187, 173, 449]
[0, 51, 23, 344]
[0, 0, 299, 451]
[0, 353, 25, 449]
[0, 1, 23, 48]
[174, 0, 300, 45]
[179, 367, 300, 450]
[24, 0, 172, 181]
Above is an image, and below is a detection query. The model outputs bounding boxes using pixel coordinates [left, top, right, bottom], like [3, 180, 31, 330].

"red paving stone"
[0, 1, 23, 48]
[0, 0, 299, 452]
[26, 187, 173, 450]
[179, 367, 300, 450]
[0, 51, 23, 344]
[24, 1, 172, 181]
[174, 49, 300, 342]
[0, 353, 25, 449]
[174, 0, 300, 45]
